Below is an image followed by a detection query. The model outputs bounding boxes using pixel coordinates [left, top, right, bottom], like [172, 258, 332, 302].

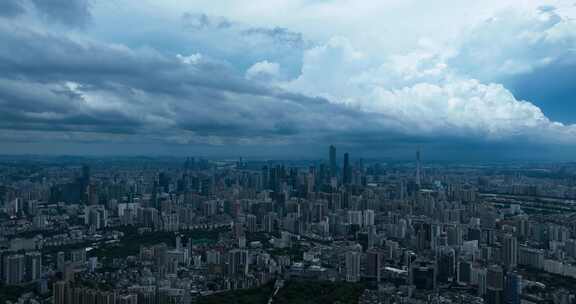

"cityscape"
[1, 148, 576, 303]
[1, 0, 576, 303]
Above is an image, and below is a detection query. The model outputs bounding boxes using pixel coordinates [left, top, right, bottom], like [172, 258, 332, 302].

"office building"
[329, 145, 336, 177]
[410, 260, 436, 291]
[25, 251, 42, 282]
[486, 265, 504, 304]
[502, 234, 518, 269]
[343, 153, 351, 185]
[4, 254, 25, 285]
[366, 249, 384, 282]
[345, 251, 361, 282]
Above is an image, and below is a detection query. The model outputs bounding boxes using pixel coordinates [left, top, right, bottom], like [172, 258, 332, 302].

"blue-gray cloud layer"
[0, 1, 575, 159]
[1, 0, 91, 27]
[0, 14, 402, 153]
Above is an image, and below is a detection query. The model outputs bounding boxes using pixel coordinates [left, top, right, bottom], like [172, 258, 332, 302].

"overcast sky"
[0, 0, 575, 160]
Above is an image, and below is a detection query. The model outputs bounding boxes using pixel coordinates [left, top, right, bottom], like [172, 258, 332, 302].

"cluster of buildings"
[0, 149, 576, 303]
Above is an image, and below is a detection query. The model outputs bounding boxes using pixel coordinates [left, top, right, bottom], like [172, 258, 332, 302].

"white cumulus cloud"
[283, 4, 576, 145]
[245, 60, 280, 82]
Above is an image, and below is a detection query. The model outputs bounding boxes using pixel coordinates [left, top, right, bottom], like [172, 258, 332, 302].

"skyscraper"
[504, 272, 522, 304]
[345, 251, 361, 282]
[503, 234, 518, 269]
[4, 254, 25, 285]
[57, 251, 66, 273]
[343, 152, 351, 185]
[329, 145, 336, 177]
[81, 164, 90, 185]
[80, 164, 91, 204]
[366, 249, 384, 282]
[416, 147, 422, 187]
[25, 251, 42, 282]
[457, 260, 472, 284]
[53, 281, 68, 304]
[477, 267, 487, 296]
[228, 249, 249, 276]
[437, 247, 456, 283]
[176, 235, 182, 251]
[486, 265, 504, 304]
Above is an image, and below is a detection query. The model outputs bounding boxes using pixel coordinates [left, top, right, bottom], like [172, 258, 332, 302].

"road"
[268, 279, 284, 304]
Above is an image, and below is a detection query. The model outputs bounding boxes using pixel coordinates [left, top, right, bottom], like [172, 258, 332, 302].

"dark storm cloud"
[0, 20, 295, 99]
[29, 0, 91, 27]
[0, 18, 403, 148]
[0, 23, 172, 82]
[0, 79, 143, 134]
[2, 2, 573, 159]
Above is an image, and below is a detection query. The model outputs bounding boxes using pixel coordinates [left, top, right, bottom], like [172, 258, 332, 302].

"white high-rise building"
[363, 209, 375, 227]
[4, 254, 25, 285]
[503, 234, 518, 268]
[348, 210, 362, 226]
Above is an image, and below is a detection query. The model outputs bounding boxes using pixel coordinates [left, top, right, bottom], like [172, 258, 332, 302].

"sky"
[0, 0, 575, 160]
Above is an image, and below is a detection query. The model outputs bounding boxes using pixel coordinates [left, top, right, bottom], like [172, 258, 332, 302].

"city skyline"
[2, 144, 576, 303]
[0, 1, 575, 160]
[3, 2, 576, 303]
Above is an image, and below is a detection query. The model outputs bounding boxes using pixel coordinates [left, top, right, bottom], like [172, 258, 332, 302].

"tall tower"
[329, 145, 336, 177]
[82, 164, 91, 185]
[416, 147, 422, 187]
[343, 152, 351, 185]
[81, 164, 91, 204]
